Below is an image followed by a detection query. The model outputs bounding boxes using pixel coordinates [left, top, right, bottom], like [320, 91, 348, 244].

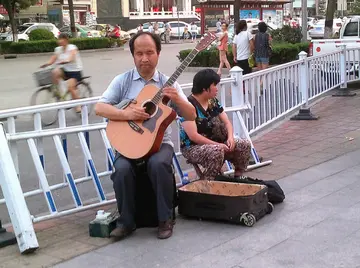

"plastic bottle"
[95, 210, 111, 222]
[182, 172, 190, 185]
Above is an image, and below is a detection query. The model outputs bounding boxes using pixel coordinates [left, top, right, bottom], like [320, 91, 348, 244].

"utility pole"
[301, 0, 307, 42]
[234, 0, 240, 25]
[68, 0, 76, 38]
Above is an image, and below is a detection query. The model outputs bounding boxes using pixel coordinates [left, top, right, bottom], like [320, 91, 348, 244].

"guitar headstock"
[195, 32, 217, 52]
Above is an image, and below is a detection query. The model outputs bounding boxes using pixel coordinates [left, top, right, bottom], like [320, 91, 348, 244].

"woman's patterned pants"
[181, 139, 252, 180]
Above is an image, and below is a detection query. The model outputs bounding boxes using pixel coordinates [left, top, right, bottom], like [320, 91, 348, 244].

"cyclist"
[40, 33, 83, 112]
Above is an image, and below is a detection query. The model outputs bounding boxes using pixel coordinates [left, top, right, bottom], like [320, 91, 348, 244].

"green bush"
[270, 25, 303, 44]
[177, 42, 310, 67]
[0, 41, 12, 54]
[29, 29, 55, 41]
[0, 38, 128, 54]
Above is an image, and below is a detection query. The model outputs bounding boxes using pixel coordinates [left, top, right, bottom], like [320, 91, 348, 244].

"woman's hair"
[58, 33, 69, 40]
[222, 23, 228, 28]
[192, 69, 220, 95]
[235, 20, 247, 35]
[258, 22, 268, 33]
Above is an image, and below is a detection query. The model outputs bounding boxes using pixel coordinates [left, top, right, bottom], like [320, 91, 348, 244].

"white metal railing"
[0, 45, 358, 253]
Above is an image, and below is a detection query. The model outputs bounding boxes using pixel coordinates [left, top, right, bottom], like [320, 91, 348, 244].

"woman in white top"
[190, 22, 198, 42]
[232, 20, 254, 75]
[41, 33, 83, 112]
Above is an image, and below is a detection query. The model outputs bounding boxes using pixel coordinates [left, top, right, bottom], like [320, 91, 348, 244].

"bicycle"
[30, 66, 93, 126]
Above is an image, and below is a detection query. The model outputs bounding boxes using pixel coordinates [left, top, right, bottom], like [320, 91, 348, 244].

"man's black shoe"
[110, 225, 136, 240]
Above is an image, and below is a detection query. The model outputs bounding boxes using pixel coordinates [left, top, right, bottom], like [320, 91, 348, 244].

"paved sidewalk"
[55, 148, 360, 268]
[1, 92, 360, 267]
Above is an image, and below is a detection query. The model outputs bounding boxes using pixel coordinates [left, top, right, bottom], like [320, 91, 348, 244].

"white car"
[5, 23, 60, 41]
[308, 19, 343, 39]
[166, 21, 191, 38]
[127, 22, 165, 37]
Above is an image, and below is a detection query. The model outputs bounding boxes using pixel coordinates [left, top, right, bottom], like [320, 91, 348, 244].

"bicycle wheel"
[30, 86, 60, 126]
[72, 80, 94, 116]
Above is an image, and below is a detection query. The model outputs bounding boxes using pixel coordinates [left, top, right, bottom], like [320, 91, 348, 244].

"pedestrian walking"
[232, 20, 254, 75]
[254, 22, 272, 71]
[217, 23, 231, 77]
[190, 22, 198, 42]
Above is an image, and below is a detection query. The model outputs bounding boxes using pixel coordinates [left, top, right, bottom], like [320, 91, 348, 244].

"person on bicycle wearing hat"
[41, 33, 83, 112]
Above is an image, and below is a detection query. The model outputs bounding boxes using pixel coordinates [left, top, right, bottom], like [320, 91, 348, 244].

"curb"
[1, 46, 125, 59]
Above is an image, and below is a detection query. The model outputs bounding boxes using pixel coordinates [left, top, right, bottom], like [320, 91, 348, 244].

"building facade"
[97, 0, 197, 29]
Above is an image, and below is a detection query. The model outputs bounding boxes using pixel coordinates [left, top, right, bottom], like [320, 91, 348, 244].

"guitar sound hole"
[142, 101, 157, 116]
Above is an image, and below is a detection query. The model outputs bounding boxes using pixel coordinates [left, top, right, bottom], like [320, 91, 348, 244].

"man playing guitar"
[95, 32, 196, 240]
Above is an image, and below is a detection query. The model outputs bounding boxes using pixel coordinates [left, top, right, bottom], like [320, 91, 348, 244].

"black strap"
[187, 95, 209, 118]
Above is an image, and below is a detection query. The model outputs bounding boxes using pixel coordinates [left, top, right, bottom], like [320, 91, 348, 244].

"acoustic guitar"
[106, 32, 217, 159]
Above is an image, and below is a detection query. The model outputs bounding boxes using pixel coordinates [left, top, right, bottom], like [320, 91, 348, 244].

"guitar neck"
[163, 49, 199, 88]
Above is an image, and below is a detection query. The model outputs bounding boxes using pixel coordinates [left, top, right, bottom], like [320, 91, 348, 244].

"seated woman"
[179, 69, 252, 180]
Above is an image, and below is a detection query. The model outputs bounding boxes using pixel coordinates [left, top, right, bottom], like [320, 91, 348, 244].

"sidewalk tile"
[0, 253, 62, 268]
[173, 241, 259, 268]
[40, 240, 96, 260]
[290, 217, 360, 251]
[316, 182, 360, 208]
[238, 239, 330, 268]
[55, 252, 120, 268]
[226, 223, 303, 252]
[119, 248, 189, 268]
[318, 230, 360, 268]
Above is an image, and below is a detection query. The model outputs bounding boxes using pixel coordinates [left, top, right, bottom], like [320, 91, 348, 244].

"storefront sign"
[240, 9, 260, 19]
[262, 9, 283, 28]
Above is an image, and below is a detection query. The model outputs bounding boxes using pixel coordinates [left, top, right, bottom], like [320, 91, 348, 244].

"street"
[0, 42, 198, 110]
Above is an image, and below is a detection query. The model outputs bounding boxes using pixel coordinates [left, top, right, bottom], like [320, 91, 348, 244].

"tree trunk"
[3, 0, 18, 42]
[68, 0, 77, 38]
[324, 0, 336, 38]
[233, 0, 240, 25]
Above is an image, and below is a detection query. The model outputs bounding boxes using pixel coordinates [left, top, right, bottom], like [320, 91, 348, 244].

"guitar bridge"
[128, 121, 144, 134]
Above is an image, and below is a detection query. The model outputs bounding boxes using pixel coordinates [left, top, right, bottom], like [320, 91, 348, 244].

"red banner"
[0, 5, 8, 15]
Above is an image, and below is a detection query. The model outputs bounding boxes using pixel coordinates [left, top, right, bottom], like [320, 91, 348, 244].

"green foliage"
[0, 41, 12, 54]
[318, 0, 327, 15]
[348, 0, 360, 15]
[29, 29, 55, 41]
[270, 25, 303, 44]
[0, 38, 128, 54]
[177, 43, 310, 67]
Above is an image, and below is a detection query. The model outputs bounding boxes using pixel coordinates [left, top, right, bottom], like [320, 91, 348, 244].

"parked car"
[310, 16, 360, 57]
[59, 24, 101, 38]
[89, 24, 130, 39]
[167, 21, 191, 38]
[4, 23, 60, 41]
[127, 22, 165, 37]
[308, 19, 343, 39]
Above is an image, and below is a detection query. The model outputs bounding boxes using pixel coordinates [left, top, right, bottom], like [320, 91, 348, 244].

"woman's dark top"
[254, 32, 270, 58]
[179, 96, 224, 148]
